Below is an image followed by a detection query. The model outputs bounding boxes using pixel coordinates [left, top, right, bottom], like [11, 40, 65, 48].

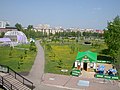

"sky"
[0, 0, 120, 29]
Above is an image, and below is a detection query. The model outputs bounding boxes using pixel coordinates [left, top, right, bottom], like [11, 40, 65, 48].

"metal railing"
[0, 75, 18, 90]
[9, 68, 34, 89]
[0, 64, 34, 90]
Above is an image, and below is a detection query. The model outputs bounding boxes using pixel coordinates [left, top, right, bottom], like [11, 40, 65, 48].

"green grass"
[45, 45, 76, 75]
[118, 69, 120, 79]
[0, 44, 36, 73]
[44, 40, 108, 75]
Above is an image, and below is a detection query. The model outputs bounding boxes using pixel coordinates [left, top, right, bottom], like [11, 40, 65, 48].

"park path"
[27, 40, 66, 90]
[26, 40, 45, 90]
[27, 40, 45, 83]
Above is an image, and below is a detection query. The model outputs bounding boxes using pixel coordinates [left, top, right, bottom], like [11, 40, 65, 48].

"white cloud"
[91, 7, 102, 14]
[93, 8, 102, 10]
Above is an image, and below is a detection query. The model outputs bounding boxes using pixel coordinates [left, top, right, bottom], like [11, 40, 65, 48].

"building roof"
[0, 28, 17, 33]
[76, 51, 97, 63]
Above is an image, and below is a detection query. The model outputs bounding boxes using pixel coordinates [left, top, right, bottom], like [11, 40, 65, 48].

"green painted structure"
[72, 51, 97, 76]
[95, 74, 119, 80]
[76, 50, 97, 63]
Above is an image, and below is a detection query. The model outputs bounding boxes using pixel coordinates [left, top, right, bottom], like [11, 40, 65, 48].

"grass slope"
[0, 44, 36, 73]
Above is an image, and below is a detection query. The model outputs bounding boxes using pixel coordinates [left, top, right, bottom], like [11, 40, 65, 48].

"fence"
[0, 64, 34, 90]
[0, 75, 18, 90]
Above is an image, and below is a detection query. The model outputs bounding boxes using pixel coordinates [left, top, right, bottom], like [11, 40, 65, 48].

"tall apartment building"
[34, 24, 64, 35]
[0, 21, 9, 28]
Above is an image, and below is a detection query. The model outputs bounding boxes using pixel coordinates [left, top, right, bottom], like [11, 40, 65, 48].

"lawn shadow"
[99, 49, 110, 55]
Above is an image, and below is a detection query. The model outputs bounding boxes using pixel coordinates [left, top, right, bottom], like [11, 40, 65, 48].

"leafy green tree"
[46, 44, 52, 51]
[104, 16, 120, 56]
[112, 49, 120, 75]
[70, 44, 75, 54]
[0, 32, 5, 38]
[29, 41, 36, 52]
[104, 16, 120, 68]
[15, 23, 23, 31]
[27, 25, 33, 30]
[24, 49, 27, 57]
[9, 47, 13, 58]
[9, 51, 12, 58]
[26, 25, 33, 38]
[5, 22, 10, 27]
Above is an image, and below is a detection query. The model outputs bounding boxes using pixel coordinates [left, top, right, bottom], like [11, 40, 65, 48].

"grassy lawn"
[0, 44, 36, 73]
[44, 40, 108, 75]
[45, 44, 76, 75]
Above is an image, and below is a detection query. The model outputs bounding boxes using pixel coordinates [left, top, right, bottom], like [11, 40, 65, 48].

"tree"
[29, 41, 36, 52]
[15, 23, 23, 31]
[25, 25, 36, 38]
[114, 49, 120, 70]
[70, 44, 75, 54]
[0, 32, 5, 38]
[27, 25, 33, 30]
[46, 44, 52, 51]
[104, 16, 120, 54]
[6, 22, 10, 27]
[104, 16, 120, 66]
[9, 47, 13, 58]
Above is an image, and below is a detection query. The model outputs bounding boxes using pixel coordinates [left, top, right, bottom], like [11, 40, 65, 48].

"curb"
[42, 83, 85, 90]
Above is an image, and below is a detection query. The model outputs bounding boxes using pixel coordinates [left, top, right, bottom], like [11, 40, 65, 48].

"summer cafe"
[74, 51, 97, 72]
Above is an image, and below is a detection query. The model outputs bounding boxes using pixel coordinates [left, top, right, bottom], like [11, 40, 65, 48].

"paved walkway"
[42, 73, 120, 90]
[27, 40, 66, 90]
[27, 40, 45, 84]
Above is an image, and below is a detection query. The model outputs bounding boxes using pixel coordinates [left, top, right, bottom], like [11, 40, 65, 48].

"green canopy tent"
[76, 50, 97, 63]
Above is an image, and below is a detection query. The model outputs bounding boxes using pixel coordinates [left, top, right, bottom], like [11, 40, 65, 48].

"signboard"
[82, 56, 90, 62]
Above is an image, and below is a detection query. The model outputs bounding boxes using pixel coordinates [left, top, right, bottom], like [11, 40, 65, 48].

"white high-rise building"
[0, 21, 9, 28]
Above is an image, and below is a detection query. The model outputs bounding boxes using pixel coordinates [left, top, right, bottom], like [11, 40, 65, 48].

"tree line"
[15, 23, 104, 40]
[15, 23, 44, 38]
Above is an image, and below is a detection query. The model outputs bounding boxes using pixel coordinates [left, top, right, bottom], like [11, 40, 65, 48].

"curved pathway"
[27, 40, 66, 90]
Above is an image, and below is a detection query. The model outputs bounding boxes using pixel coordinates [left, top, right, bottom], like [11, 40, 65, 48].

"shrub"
[29, 41, 36, 52]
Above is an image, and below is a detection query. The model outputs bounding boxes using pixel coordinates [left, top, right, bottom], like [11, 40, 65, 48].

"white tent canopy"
[4, 31, 28, 44]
